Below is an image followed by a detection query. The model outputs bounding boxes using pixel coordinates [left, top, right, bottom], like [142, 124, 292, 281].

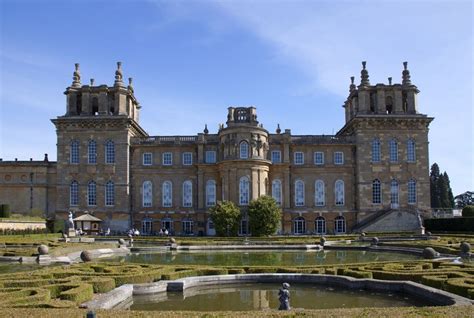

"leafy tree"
[462, 205, 474, 217]
[248, 195, 282, 236]
[209, 200, 241, 236]
[455, 191, 474, 208]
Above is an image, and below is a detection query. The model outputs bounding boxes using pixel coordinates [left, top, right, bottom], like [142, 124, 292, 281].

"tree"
[430, 163, 454, 209]
[248, 195, 282, 237]
[462, 205, 474, 217]
[209, 200, 241, 236]
[455, 191, 474, 208]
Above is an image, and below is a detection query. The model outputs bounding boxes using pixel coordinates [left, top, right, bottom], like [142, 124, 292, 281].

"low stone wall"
[0, 220, 45, 230]
[82, 273, 473, 310]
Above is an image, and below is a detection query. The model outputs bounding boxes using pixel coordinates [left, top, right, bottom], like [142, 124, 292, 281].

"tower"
[338, 62, 433, 232]
[52, 62, 147, 231]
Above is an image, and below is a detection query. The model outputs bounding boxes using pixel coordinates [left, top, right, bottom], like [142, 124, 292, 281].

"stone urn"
[422, 247, 439, 259]
[37, 244, 49, 255]
[80, 250, 92, 262]
[118, 238, 125, 245]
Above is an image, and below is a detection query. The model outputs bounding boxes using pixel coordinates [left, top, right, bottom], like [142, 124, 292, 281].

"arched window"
[335, 180, 345, 206]
[408, 179, 417, 204]
[105, 140, 115, 164]
[87, 181, 96, 206]
[70, 140, 79, 164]
[239, 176, 250, 205]
[407, 139, 416, 162]
[162, 181, 173, 207]
[206, 180, 216, 207]
[182, 218, 194, 235]
[295, 180, 305, 207]
[70, 181, 79, 206]
[315, 180, 325, 206]
[389, 139, 398, 162]
[88, 140, 97, 164]
[390, 179, 399, 208]
[272, 179, 282, 205]
[371, 138, 381, 163]
[182, 180, 192, 207]
[315, 216, 326, 234]
[105, 180, 114, 206]
[240, 141, 249, 159]
[335, 216, 346, 234]
[293, 216, 306, 234]
[372, 179, 382, 204]
[142, 181, 152, 207]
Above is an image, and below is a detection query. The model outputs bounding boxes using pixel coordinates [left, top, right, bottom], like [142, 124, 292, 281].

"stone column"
[251, 168, 259, 200]
[393, 87, 403, 113]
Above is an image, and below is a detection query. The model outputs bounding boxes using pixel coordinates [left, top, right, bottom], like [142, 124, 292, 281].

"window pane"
[372, 139, 380, 162]
[143, 181, 152, 207]
[334, 152, 344, 165]
[143, 153, 152, 165]
[408, 179, 417, 204]
[294, 152, 304, 165]
[240, 141, 249, 159]
[295, 180, 305, 206]
[372, 179, 381, 204]
[407, 139, 416, 162]
[315, 180, 325, 206]
[105, 141, 115, 164]
[163, 153, 173, 165]
[272, 180, 282, 205]
[205, 151, 216, 163]
[88, 140, 97, 164]
[70, 140, 79, 164]
[70, 181, 78, 206]
[206, 180, 216, 206]
[87, 181, 96, 206]
[183, 181, 192, 207]
[163, 181, 172, 207]
[271, 151, 281, 163]
[105, 181, 114, 206]
[239, 177, 250, 205]
[183, 152, 193, 165]
[389, 139, 398, 162]
[335, 180, 344, 206]
[314, 152, 324, 165]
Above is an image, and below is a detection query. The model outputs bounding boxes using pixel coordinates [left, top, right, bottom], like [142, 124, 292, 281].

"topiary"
[371, 237, 379, 245]
[422, 247, 439, 259]
[118, 239, 125, 245]
[460, 242, 471, 255]
[37, 245, 49, 255]
[319, 237, 326, 246]
[80, 251, 92, 262]
[462, 205, 474, 217]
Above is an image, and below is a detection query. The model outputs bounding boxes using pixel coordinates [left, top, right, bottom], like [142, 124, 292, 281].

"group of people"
[128, 228, 140, 236]
[159, 228, 169, 236]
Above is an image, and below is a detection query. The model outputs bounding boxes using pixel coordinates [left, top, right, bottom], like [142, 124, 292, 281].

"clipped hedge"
[425, 217, 474, 232]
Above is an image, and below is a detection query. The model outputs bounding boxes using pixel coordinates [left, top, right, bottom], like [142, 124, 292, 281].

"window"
[105, 180, 114, 206]
[142, 181, 152, 207]
[335, 180, 345, 206]
[70, 181, 79, 206]
[295, 180, 305, 206]
[371, 138, 381, 163]
[239, 176, 250, 205]
[294, 152, 304, 165]
[162, 152, 172, 166]
[240, 141, 249, 159]
[407, 139, 416, 162]
[142, 219, 153, 235]
[87, 181, 96, 206]
[389, 139, 398, 162]
[206, 180, 216, 207]
[161, 218, 173, 232]
[143, 153, 152, 166]
[271, 151, 281, 163]
[182, 152, 193, 165]
[335, 216, 346, 234]
[408, 179, 417, 204]
[182, 219, 194, 235]
[334, 152, 344, 165]
[105, 140, 115, 164]
[390, 179, 399, 208]
[315, 180, 325, 206]
[70, 140, 79, 164]
[182, 180, 192, 207]
[315, 217, 326, 234]
[372, 179, 382, 204]
[314, 152, 324, 165]
[88, 140, 97, 164]
[205, 150, 216, 163]
[272, 179, 282, 205]
[162, 181, 172, 207]
[293, 217, 306, 234]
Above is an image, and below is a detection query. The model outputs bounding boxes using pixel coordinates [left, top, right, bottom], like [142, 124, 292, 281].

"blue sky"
[0, 0, 472, 195]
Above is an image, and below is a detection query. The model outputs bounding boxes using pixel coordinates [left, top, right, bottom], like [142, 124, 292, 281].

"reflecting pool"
[130, 283, 432, 311]
[109, 249, 420, 266]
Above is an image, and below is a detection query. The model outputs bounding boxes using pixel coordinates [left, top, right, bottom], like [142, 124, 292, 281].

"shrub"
[424, 217, 474, 232]
[462, 206, 474, 217]
[209, 201, 241, 237]
[0, 205, 11, 218]
[248, 196, 281, 236]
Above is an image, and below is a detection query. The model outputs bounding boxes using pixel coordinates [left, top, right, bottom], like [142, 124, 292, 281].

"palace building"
[0, 61, 433, 235]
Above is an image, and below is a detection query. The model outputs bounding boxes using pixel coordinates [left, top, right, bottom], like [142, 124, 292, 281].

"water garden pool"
[108, 249, 421, 266]
[129, 283, 432, 311]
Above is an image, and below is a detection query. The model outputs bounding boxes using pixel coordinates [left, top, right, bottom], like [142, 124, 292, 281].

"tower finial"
[276, 123, 281, 134]
[349, 76, 356, 91]
[128, 77, 134, 92]
[90, 78, 95, 86]
[388, 77, 392, 85]
[402, 61, 412, 86]
[204, 124, 209, 134]
[114, 61, 125, 87]
[360, 61, 370, 86]
[72, 63, 81, 88]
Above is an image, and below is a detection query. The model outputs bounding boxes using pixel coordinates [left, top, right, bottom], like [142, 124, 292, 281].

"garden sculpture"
[278, 282, 291, 310]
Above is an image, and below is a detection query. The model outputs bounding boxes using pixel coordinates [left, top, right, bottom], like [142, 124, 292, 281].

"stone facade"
[0, 61, 433, 235]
